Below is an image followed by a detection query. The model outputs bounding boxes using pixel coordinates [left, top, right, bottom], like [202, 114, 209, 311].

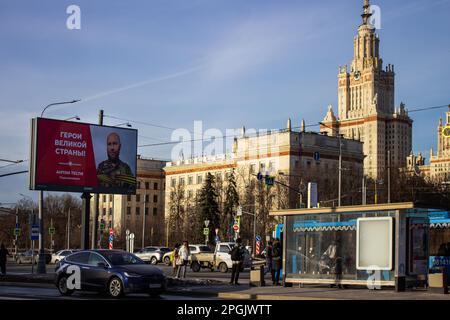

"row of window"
[137, 181, 160, 190]
[126, 207, 158, 216]
[126, 194, 158, 203]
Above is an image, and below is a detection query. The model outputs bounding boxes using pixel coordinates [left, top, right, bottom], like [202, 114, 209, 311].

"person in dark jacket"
[271, 239, 282, 285]
[229, 238, 245, 285]
[0, 243, 10, 275]
[264, 241, 273, 275]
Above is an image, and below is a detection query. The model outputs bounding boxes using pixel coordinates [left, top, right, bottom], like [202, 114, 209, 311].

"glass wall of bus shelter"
[429, 211, 450, 283]
[284, 209, 431, 283]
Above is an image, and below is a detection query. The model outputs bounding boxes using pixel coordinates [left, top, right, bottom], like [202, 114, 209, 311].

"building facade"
[320, 0, 413, 179]
[407, 108, 450, 182]
[96, 156, 166, 247]
[164, 123, 364, 223]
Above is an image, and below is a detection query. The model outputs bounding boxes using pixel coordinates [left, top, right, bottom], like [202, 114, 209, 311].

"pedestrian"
[271, 238, 282, 286]
[171, 243, 180, 277]
[229, 238, 245, 285]
[176, 241, 190, 279]
[0, 243, 10, 276]
[264, 241, 273, 275]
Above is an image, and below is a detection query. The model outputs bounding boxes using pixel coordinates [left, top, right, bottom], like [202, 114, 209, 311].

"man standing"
[229, 238, 244, 285]
[271, 239, 282, 286]
[0, 243, 10, 276]
[97, 132, 134, 188]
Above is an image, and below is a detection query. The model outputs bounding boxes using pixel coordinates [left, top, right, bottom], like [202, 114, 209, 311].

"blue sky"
[0, 0, 449, 203]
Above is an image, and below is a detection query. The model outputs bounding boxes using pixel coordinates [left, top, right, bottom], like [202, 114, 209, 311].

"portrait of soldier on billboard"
[97, 132, 136, 188]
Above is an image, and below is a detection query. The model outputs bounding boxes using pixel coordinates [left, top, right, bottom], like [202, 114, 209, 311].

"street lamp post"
[39, 99, 81, 273]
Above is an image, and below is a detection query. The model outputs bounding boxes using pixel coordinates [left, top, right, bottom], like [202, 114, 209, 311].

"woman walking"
[176, 241, 191, 279]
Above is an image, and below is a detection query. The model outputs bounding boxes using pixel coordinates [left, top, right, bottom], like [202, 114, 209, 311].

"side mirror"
[97, 262, 107, 268]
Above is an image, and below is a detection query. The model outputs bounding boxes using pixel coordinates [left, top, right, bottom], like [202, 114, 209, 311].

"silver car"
[51, 249, 79, 264]
[134, 246, 171, 265]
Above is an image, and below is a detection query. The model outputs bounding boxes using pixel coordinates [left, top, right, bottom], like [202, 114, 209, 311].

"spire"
[362, 0, 372, 25]
[287, 118, 292, 131]
[301, 119, 306, 132]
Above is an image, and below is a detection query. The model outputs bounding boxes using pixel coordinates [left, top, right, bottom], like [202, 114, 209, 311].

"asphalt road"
[6, 261, 253, 282]
[0, 285, 214, 300]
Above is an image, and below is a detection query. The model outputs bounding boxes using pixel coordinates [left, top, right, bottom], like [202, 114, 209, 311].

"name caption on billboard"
[177, 304, 272, 318]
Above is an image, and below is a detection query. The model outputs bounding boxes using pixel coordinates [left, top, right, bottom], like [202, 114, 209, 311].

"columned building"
[321, 0, 413, 179]
[407, 107, 450, 182]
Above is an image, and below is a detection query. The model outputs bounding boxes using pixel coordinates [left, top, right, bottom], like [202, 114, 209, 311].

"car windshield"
[101, 251, 145, 266]
[159, 247, 171, 252]
[198, 246, 212, 252]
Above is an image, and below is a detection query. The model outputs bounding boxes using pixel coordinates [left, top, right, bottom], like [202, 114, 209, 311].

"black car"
[55, 250, 167, 298]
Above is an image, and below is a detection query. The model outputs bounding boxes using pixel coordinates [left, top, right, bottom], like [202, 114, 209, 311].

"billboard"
[29, 118, 137, 194]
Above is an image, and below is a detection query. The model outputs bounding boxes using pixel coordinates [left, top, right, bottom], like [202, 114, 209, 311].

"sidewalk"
[1, 273, 449, 300]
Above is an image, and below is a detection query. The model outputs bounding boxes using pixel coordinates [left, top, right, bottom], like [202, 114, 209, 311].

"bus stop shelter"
[270, 203, 443, 291]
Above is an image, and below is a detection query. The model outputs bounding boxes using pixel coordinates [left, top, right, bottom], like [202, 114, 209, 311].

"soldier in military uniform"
[97, 132, 135, 188]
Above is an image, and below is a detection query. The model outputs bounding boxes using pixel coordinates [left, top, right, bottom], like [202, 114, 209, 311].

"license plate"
[149, 284, 161, 289]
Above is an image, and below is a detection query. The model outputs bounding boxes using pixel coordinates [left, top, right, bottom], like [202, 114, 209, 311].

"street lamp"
[319, 122, 343, 207]
[64, 115, 81, 121]
[113, 122, 132, 128]
[38, 99, 81, 274]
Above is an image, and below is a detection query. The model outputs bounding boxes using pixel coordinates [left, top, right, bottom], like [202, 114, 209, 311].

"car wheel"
[191, 261, 201, 272]
[107, 277, 124, 298]
[57, 275, 74, 296]
[219, 262, 228, 273]
[164, 256, 171, 266]
[150, 257, 158, 265]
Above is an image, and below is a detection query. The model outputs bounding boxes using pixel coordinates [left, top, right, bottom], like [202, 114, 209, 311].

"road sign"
[49, 227, 55, 235]
[31, 224, 39, 241]
[256, 241, 261, 255]
[203, 228, 209, 235]
[256, 235, 261, 242]
[233, 224, 239, 232]
[204, 220, 210, 227]
[257, 172, 263, 181]
[313, 151, 320, 161]
[236, 206, 242, 217]
[265, 176, 274, 187]
[109, 228, 114, 250]
[13, 228, 21, 236]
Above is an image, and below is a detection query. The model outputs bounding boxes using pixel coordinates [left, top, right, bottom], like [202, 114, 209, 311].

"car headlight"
[124, 272, 141, 278]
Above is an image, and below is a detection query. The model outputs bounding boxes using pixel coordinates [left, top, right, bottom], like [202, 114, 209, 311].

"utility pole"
[362, 176, 367, 205]
[15, 207, 18, 257]
[91, 109, 103, 249]
[66, 208, 71, 249]
[50, 217, 53, 253]
[142, 184, 147, 248]
[387, 150, 391, 203]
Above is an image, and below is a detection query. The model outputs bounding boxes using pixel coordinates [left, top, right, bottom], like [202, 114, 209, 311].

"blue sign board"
[256, 172, 263, 181]
[313, 152, 320, 161]
[109, 235, 114, 242]
[31, 224, 39, 241]
[256, 235, 261, 242]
